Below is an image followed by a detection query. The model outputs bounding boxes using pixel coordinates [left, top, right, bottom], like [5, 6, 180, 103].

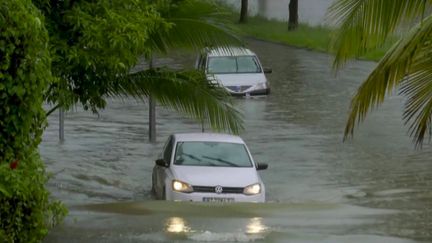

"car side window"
[163, 137, 174, 164]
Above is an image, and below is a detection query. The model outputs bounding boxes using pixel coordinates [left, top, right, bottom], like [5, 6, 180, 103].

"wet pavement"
[41, 39, 432, 242]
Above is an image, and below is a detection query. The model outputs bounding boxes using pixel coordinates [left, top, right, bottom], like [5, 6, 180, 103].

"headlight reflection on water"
[246, 217, 268, 234]
[165, 216, 268, 236]
[165, 217, 191, 233]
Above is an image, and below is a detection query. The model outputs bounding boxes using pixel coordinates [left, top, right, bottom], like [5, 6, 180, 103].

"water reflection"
[246, 217, 268, 234]
[164, 215, 268, 236]
[165, 217, 191, 233]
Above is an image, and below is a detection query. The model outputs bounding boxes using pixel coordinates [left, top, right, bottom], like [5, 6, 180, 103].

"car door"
[154, 136, 174, 198]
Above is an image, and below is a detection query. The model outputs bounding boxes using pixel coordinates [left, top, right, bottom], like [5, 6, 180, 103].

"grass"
[235, 16, 332, 53]
[230, 15, 395, 62]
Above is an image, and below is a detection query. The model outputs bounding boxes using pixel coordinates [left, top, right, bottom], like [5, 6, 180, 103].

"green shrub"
[0, 0, 51, 162]
[0, 0, 67, 242]
[0, 154, 67, 243]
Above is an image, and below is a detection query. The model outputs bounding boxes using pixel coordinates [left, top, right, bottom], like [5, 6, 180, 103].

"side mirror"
[263, 67, 272, 74]
[155, 159, 168, 167]
[256, 163, 268, 170]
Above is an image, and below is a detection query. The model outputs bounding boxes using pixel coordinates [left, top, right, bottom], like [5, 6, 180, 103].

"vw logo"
[215, 185, 223, 194]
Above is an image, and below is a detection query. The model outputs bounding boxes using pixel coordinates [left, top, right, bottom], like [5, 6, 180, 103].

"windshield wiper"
[182, 152, 202, 162]
[202, 155, 239, 167]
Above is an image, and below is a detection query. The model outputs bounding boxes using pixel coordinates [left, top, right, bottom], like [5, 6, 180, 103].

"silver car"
[152, 133, 268, 202]
[196, 47, 272, 96]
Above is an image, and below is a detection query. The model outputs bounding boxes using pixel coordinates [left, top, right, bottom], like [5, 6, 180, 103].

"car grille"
[192, 185, 244, 194]
[226, 85, 252, 93]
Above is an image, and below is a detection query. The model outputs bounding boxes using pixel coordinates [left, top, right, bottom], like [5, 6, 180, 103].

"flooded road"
[41, 39, 432, 242]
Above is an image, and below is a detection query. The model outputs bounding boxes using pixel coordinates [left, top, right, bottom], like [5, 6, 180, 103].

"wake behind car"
[196, 47, 271, 96]
[152, 133, 268, 202]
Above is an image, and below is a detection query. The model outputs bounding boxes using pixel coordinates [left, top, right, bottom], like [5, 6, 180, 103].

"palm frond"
[170, 0, 231, 20]
[399, 44, 432, 145]
[160, 18, 242, 50]
[344, 14, 432, 146]
[110, 69, 243, 134]
[148, 0, 242, 53]
[327, 0, 431, 68]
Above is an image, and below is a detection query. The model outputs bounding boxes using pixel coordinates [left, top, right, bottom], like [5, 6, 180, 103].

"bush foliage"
[0, 154, 67, 243]
[33, 0, 167, 112]
[1, 0, 243, 241]
[0, 0, 50, 161]
[32, 0, 243, 134]
[0, 0, 66, 242]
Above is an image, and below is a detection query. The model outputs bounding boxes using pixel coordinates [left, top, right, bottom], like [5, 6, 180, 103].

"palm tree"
[327, 0, 432, 146]
[117, 69, 243, 133]
[40, 0, 244, 135]
[135, 0, 244, 139]
[148, 0, 241, 53]
[139, 0, 244, 135]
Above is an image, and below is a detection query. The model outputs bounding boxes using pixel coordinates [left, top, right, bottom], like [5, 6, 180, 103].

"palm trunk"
[288, 0, 298, 30]
[239, 0, 248, 23]
[148, 55, 156, 143]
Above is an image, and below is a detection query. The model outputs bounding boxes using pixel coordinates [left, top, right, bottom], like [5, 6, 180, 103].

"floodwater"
[42, 39, 432, 243]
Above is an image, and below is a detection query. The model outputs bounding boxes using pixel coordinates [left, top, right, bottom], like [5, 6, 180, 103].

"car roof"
[206, 46, 256, 57]
[172, 133, 245, 144]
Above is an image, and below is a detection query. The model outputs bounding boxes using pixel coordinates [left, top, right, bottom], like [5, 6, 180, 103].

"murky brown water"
[41, 39, 432, 242]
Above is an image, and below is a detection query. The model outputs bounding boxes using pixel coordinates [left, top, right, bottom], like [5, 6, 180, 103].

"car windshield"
[207, 56, 261, 74]
[174, 141, 253, 167]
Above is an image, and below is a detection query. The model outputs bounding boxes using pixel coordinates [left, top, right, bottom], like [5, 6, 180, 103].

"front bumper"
[167, 191, 265, 203]
[229, 88, 270, 97]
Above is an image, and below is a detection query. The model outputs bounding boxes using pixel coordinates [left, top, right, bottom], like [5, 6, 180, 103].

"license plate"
[202, 197, 234, 202]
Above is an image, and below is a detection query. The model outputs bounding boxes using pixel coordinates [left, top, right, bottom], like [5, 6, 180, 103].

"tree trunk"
[149, 97, 156, 143]
[148, 55, 156, 143]
[288, 0, 298, 30]
[239, 0, 248, 23]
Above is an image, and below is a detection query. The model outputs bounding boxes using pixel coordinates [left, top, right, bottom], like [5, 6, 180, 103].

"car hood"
[209, 73, 267, 86]
[171, 166, 261, 187]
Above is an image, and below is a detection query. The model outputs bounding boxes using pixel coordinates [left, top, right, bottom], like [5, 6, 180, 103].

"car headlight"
[243, 183, 261, 195]
[254, 82, 267, 90]
[172, 180, 193, 193]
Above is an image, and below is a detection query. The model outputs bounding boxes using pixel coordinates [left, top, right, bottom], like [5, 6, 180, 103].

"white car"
[196, 47, 271, 96]
[152, 133, 268, 202]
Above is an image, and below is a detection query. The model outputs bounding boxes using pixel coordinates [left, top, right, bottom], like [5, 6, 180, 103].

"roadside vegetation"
[229, 15, 393, 62]
[0, 1, 67, 241]
[1, 0, 245, 242]
[235, 16, 331, 52]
